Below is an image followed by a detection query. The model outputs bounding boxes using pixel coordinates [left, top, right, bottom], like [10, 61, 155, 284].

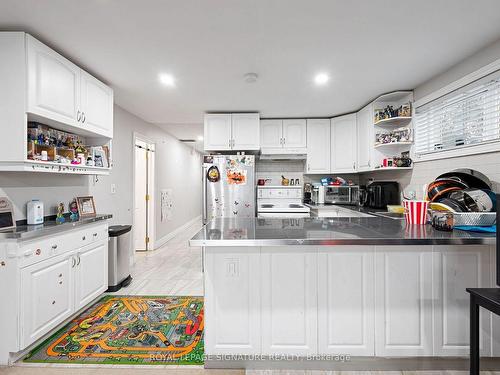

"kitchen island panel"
[204, 247, 261, 355]
[261, 247, 318, 355]
[432, 245, 491, 356]
[374, 246, 433, 356]
[318, 246, 375, 356]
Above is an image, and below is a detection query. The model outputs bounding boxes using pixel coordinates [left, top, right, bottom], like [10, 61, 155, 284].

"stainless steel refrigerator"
[202, 154, 256, 224]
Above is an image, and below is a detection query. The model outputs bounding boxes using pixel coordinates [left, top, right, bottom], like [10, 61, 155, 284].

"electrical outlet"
[110, 184, 116, 194]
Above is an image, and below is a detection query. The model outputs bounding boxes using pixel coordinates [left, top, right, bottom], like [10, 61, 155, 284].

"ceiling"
[2, 0, 500, 147]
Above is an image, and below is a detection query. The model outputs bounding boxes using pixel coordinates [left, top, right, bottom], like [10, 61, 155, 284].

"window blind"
[415, 76, 500, 155]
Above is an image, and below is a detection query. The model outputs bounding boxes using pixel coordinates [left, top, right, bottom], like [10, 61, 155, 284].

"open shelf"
[0, 160, 112, 175]
[374, 141, 413, 148]
[374, 116, 412, 127]
[372, 166, 413, 171]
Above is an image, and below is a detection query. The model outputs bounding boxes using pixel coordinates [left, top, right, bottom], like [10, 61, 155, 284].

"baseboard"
[153, 215, 202, 249]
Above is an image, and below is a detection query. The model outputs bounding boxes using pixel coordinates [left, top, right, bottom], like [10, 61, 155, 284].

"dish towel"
[454, 225, 496, 233]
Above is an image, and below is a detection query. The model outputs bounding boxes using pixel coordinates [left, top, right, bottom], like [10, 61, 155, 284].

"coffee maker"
[303, 183, 312, 204]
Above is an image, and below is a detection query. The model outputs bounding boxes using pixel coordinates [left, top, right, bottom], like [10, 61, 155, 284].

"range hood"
[259, 148, 307, 160]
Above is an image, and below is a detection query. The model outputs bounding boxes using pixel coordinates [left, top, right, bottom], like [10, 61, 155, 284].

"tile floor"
[112, 221, 204, 296]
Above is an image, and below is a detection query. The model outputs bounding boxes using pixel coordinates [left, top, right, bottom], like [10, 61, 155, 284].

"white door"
[80, 70, 114, 137]
[306, 119, 331, 173]
[260, 119, 283, 148]
[26, 34, 80, 127]
[20, 253, 74, 348]
[433, 245, 491, 356]
[134, 144, 148, 251]
[318, 247, 375, 356]
[204, 114, 232, 150]
[204, 247, 261, 355]
[231, 113, 260, 150]
[331, 114, 357, 173]
[261, 247, 318, 355]
[374, 246, 433, 356]
[356, 104, 373, 171]
[75, 242, 108, 310]
[283, 119, 307, 148]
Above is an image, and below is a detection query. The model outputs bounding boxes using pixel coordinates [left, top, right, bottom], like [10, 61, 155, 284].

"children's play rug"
[24, 295, 204, 365]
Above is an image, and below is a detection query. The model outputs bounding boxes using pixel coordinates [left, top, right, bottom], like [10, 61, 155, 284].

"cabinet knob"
[82, 112, 86, 123]
[59, 273, 63, 278]
[51, 244, 58, 250]
[93, 233, 98, 237]
[82, 236, 86, 241]
[52, 300, 56, 305]
[77, 110, 81, 122]
[0, 261, 5, 266]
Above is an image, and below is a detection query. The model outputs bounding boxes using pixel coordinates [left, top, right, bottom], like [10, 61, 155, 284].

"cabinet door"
[283, 119, 307, 149]
[306, 119, 331, 173]
[231, 113, 260, 150]
[20, 253, 74, 348]
[26, 35, 80, 127]
[80, 70, 114, 138]
[261, 247, 317, 355]
[433, 245, 491, 356]
[75, 242, 108, 310]
[204, 114, 232, 151]
[204, 247, 261, 355]
[318, 247, 375, 356]
[331, 114, 357, 173]
[356, 104, 373, 172]
[260, 119, 283, 149]
[374, 246, 433, 356]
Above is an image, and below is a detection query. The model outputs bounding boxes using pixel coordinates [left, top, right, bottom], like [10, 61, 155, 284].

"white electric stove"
[257, 186, 311, 218]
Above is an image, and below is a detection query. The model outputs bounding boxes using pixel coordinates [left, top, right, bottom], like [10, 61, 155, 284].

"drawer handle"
[72, 257, 77, 268]
[51, 244, 58, 250]
[77, 255, 81, 266]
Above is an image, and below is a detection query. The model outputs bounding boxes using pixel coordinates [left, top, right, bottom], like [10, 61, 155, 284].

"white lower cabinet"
[261, 247, 318, 355]
[203, 245, 495, 359]
[20, 253, 74, 348]
[374, 246, 433, 356]
[432, 245, 491, 356]
[204, 247, 261, 355]
[318, 247, 374, 355]
[19, 236, 108, 350]
[75, 242, 108, 311]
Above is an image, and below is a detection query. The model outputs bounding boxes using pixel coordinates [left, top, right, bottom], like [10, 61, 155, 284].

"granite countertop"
[0, 214, 113, 241]
[189, 217, 496, 247]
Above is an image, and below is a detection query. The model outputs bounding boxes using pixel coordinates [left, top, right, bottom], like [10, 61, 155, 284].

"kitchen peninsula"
[190, 217, 497, 366]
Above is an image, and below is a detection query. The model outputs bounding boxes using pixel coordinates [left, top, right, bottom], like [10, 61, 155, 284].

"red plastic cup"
[403, 200, 429, 225]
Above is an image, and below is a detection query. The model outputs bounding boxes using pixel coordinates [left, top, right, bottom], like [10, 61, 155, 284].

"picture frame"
[76, 196, 97, 218]
[91, 146, 108, 168]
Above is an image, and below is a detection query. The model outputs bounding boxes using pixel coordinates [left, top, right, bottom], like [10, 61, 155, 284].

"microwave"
[324, 185, 359, 205]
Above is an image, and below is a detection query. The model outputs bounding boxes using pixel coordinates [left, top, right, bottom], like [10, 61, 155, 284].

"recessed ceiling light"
[314, 73, 329, 86]
[159, 73, 175, 87]
[244, 72, 259, 83]
[197, 135, 204, 141]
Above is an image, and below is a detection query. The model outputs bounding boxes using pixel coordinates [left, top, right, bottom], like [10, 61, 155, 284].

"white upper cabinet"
[260, 120, 283, 148]
[356, 104, 373, 171]
[27, 35, 81, 127]
[204, 113, 259, 151]
[331, 114, 357, 173]
[282, 119, 307, 148]
[80, 70, 114, 138]
[204, 114, 232, 150]
[306, 119, 331, 173]
[231, 113, 260, 150]
[26, 34, 113, 138]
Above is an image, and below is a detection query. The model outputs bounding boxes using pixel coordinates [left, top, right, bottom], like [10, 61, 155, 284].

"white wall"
[89, 105, 202, 243]
[0, 173, 88, 221]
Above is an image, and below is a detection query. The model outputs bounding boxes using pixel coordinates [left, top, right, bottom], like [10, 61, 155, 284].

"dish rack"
[452, 212, 496, 226]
